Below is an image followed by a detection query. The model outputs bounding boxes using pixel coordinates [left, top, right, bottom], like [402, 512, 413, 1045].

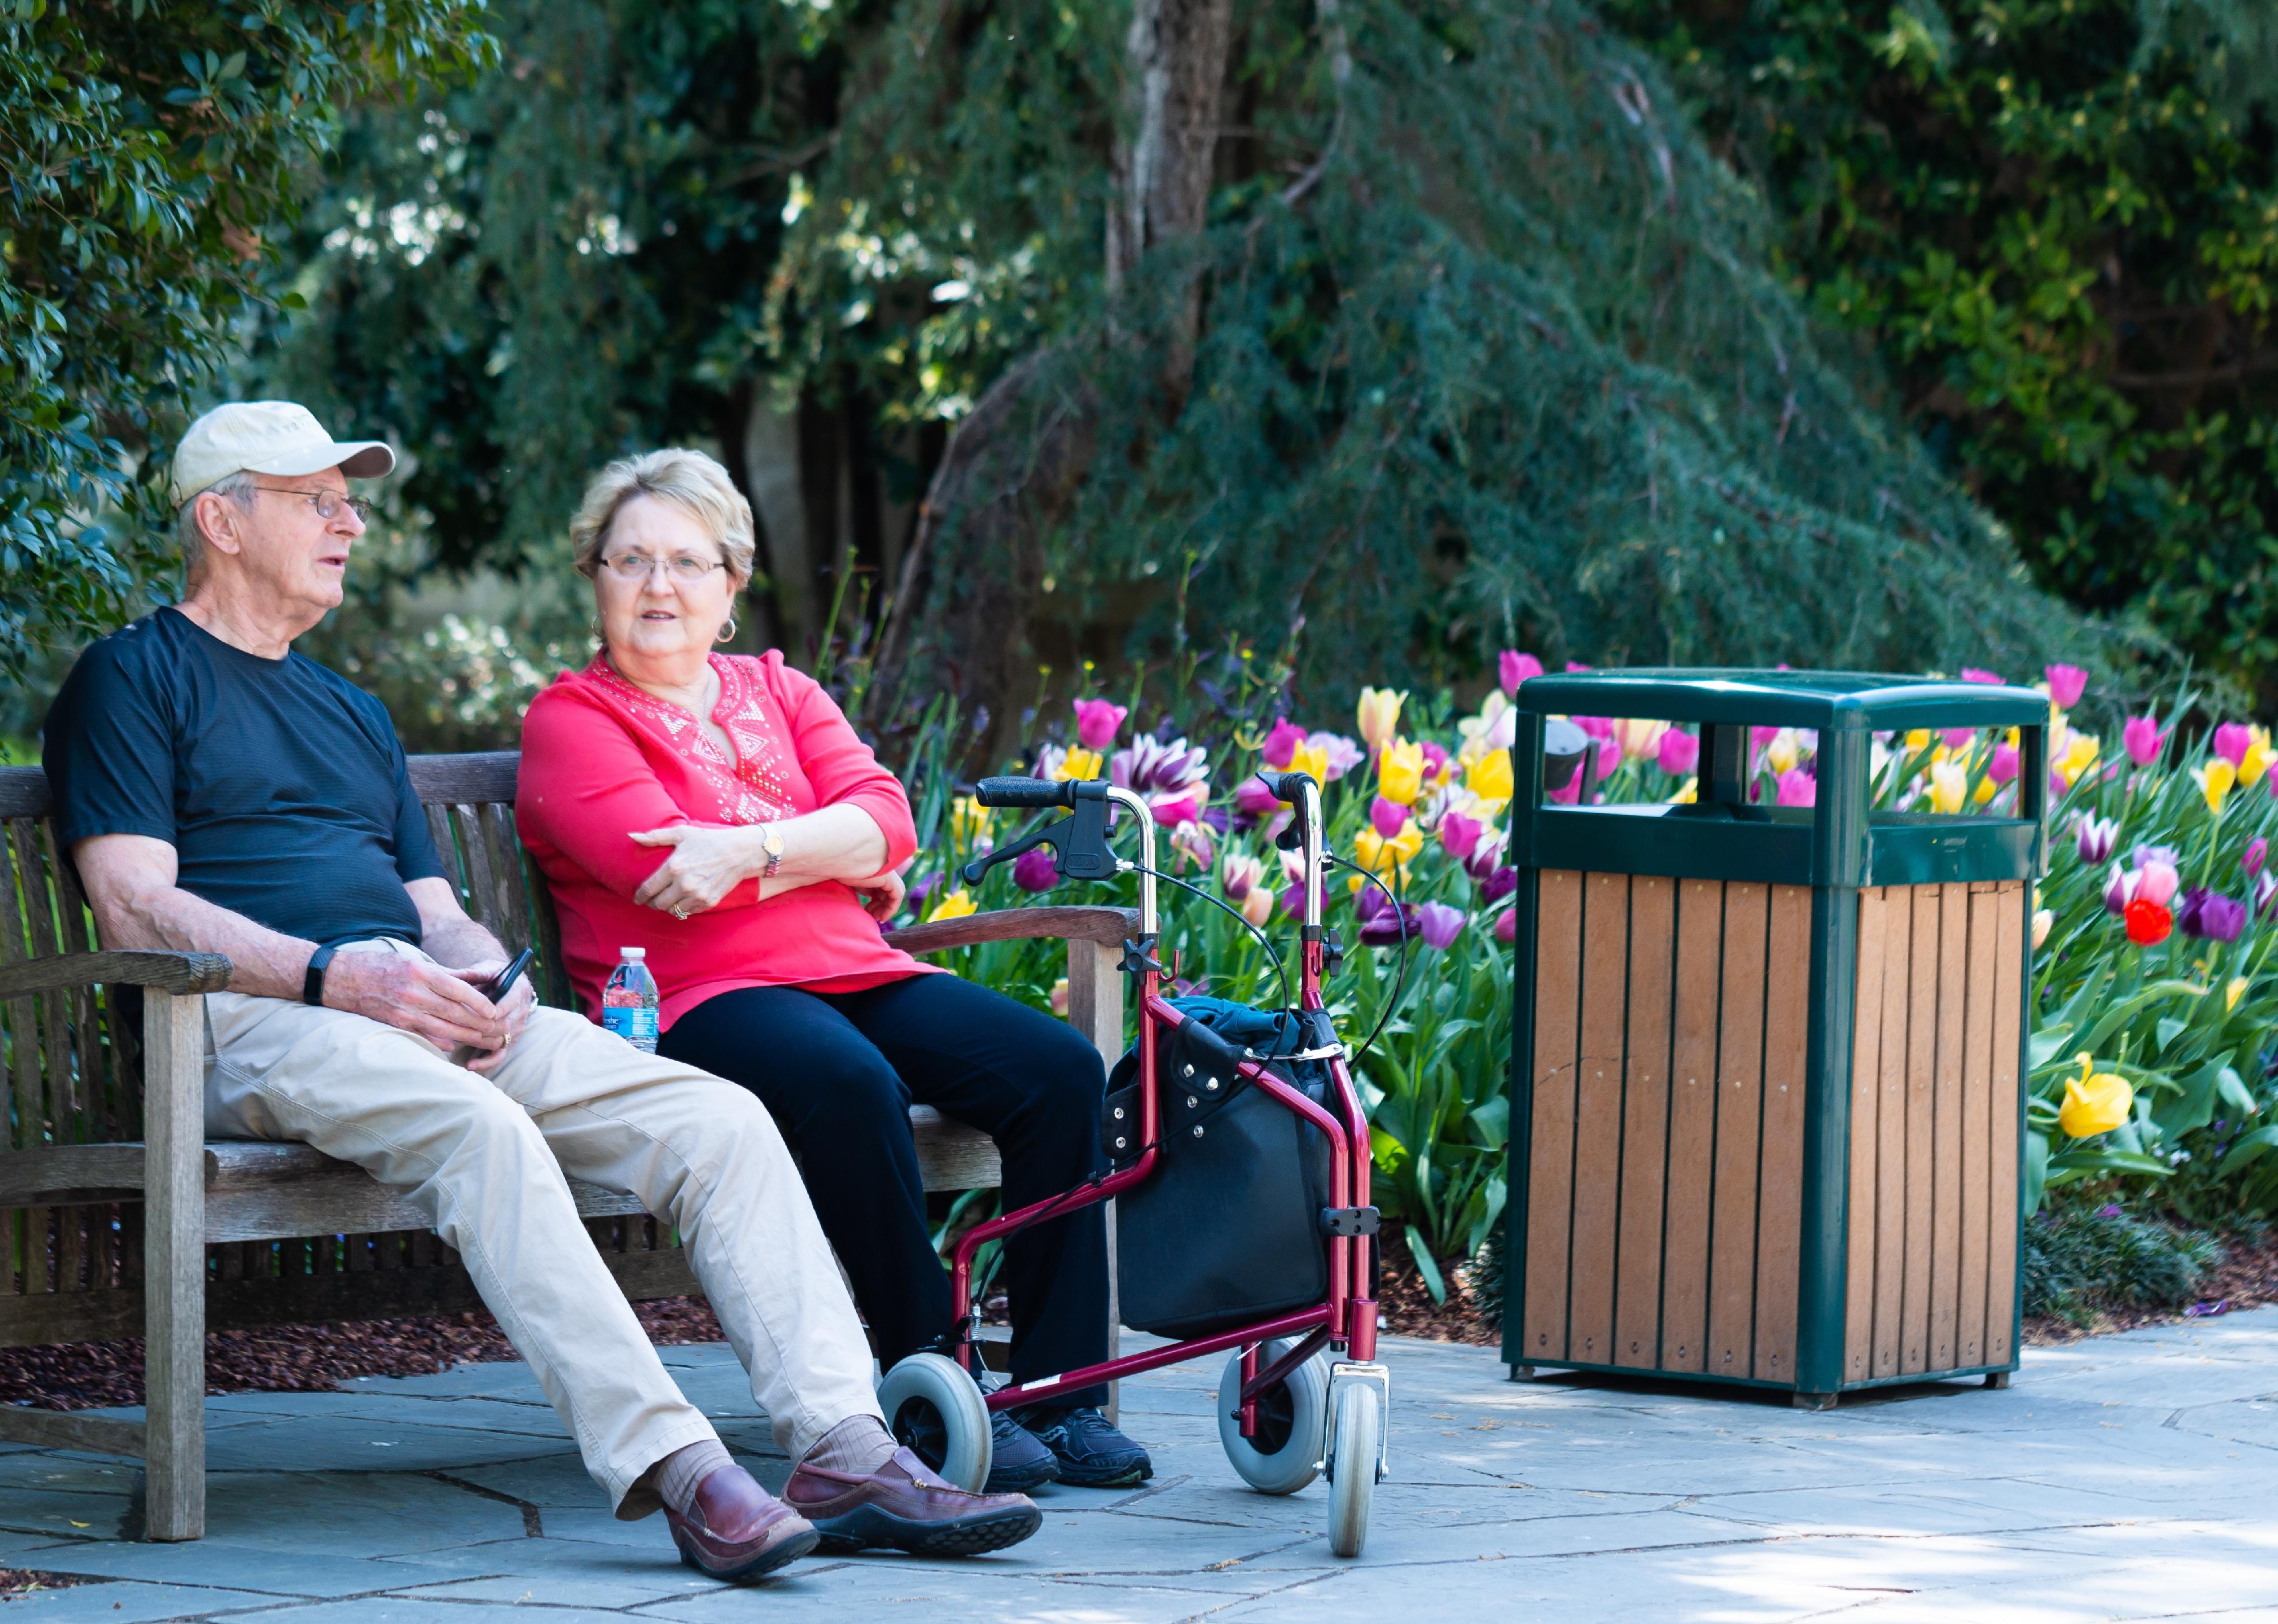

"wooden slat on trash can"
[1661, 878, 1724, 1373]
[1753, 884, 1811, 1383]
[1901, 885, 1941, 1375]
[1987, 883, 2024, 1365]
[1568, 873, 1629, 1366]
[1844, 887, 1889, 1385]
[1873, 889, 1912, 1380]
[1958, 882, 2000, 1369]
[1614, 875, 1674, 1370]
[1523, 870, 1583, 1363]
[1931, 883, 1969, 1370]
[1709, 882, 1767, 1379]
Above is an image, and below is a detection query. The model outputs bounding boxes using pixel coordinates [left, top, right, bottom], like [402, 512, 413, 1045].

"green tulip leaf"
[2023, 1129, 2050, 1214]
[2079, 980, 2208, 1058]
[2154, 1015, 2189, 1055]
[2216, 1066, 2257, 1118]
[1405, 1222, 1448, 1305]
[2027, 1025, 2076, 1072]
[2218, 1124, 2278, 1178]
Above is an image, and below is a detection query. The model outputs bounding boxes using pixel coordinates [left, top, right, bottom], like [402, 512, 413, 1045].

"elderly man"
[42, 402, 1040, 1580]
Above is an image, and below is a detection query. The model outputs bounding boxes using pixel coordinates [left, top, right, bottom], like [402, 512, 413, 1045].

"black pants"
[661, 973, 1110, 1407]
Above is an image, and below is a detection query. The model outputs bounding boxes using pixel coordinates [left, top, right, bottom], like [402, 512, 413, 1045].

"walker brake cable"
[1322, 852, 1412, 1072]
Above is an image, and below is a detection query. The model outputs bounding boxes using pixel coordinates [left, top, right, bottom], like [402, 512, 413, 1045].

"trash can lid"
[1514, 668, 2050, 732]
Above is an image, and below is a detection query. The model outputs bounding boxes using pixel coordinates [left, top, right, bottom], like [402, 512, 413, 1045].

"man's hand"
[324, 950, 508, 1055]
[630, 824, 756, 917]
[449, 961, 538, 1075]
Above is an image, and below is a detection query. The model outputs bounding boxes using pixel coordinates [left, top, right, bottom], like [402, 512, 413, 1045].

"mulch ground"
[10, 1229, 2267, 1411]
[2024, 1227, 2278, 1346]
[0, 1569, 103, 1597]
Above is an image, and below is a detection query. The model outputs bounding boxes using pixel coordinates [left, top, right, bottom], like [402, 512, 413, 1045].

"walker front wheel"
[877, 1353, 992, 1493]
[1325, 1378, 1381, 1558]
[1217, 1340, 1329, 1496]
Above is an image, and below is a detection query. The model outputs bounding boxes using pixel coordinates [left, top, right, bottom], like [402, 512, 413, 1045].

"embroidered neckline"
[587, 655, 794, 825]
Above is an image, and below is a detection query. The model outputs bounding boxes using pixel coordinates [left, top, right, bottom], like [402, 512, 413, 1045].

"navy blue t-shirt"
[43, 607, 446, 949]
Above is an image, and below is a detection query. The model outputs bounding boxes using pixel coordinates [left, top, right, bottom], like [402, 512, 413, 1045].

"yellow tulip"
[1613, 716, 1668, 760]
[2227, 976, 2249, 1013]
[1286, 740, 1330, 786]
[1766, 729, 1799, 776]
[1905, 729, 1931, 752]
[1468, 747, 1515, 803]
[1049, 977, 1069, 1017]
[2242, 728, 2274, 787]
[1352, 822, 1424, 880]
[949, 797, 992, 846]
[1356, 687, 1408, 752]
[1378, 738, 1426, 806]
[1049, 746, 1103, 782]
[2060, 732, 2099, 785]
[1928, 759, 1967, 815]
[1672, 777, 1697, 805]
[1974, 772, 1998, 806]
[2031, 908, 2052, 949]
[2058, 1055, 2133, 1139]
[2195, 757, 2236, 816]
[926, 887, 978, 924]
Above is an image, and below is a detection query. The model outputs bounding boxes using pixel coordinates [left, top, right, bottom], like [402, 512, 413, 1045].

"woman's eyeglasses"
[260, 488, 376, 522]
[597, 553, 727, 582]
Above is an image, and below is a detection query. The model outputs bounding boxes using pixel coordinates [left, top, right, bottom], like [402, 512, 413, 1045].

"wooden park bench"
[0, 752, 1135, 1540]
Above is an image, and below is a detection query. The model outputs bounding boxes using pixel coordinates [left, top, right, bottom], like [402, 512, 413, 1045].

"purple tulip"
[2046, 664, 2089, 709]
[907, 871, 942, 912]
[1073, 698, 1128, 752]
[1012, 846, 1058, 893]
[2215, 723, 2254, 767]
[1494, 907, 1517, 944]
[2075, 814, 2118, 865]
[2103, 863, 2131, 916]
[1464, 830, 1509, 882]
[2179, 888, 2248, 944]
[1370, 796, 1409, 839]
[1234, 774, 1282, 820]
[1439, 810, 1484, 862]
[1308, 732, 1364, 781]
[1357, 898, 1422, 946]
[1499, 650, 1543, 697]
[2258, 872, 2277, 918]
[1658, 728, 1699, 777]
[1114, 733, 1209, 795]
[1416, 902, 1468, 949]
[2124, 716, 2163, 766]
[1776, 768, 1816, 807]
[1279, 882, 1306, 920]
[2246, 837, 2267, 878]
[1260, 719, 1307, 769]
[2133, 843, 2182, 872]
[1477, 865, 1519, 905]
[1961, 667, 2005, 685]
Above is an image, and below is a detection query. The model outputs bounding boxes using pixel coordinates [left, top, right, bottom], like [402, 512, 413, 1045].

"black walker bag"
[1103, 996, 1334, 1341]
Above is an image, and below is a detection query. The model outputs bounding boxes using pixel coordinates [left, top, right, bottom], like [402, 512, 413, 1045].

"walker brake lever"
[958, 815, 1066, 885]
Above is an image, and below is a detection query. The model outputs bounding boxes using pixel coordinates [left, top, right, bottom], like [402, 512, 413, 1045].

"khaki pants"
[201, 939, 882, 1515]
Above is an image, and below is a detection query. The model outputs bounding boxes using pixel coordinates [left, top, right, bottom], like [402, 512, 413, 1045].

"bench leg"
[142, 990, 206, 1541]
[1065, 939, 1124, 1425]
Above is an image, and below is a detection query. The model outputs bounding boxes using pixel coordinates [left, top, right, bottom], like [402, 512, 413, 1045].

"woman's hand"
[851, 864, 908, 923]
[630, 823, 760, 917]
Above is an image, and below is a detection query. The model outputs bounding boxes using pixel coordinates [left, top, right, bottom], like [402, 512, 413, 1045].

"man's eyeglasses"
[597, 552, 727, 583]
[258, 488, 375, 523]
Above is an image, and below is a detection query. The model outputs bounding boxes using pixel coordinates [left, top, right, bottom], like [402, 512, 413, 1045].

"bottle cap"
[621, 947, 646, 961]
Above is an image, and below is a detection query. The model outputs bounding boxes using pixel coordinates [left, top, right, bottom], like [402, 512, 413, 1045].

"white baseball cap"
[170, 401, 395, 508]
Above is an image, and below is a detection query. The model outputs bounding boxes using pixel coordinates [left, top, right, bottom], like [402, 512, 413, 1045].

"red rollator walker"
[875, 769, 1392, 1557]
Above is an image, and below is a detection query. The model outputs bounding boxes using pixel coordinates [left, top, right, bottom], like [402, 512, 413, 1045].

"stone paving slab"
[0, 1309, 2269, 1621]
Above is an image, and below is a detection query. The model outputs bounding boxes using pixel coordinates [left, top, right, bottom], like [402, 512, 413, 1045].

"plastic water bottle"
[601, 947, 660, 1052]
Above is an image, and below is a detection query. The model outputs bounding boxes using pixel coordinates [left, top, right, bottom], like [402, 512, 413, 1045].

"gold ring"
[673, 905, 690, 920]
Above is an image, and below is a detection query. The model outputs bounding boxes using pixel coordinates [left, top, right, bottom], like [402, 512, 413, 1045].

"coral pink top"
[516, 652, 928, 1031]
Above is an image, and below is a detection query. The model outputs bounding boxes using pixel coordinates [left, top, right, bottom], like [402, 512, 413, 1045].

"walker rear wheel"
[877, 1352, 992, 1493]
[1325, 1378, 1380, 1558]
[1217, 1340, 1330, 1496]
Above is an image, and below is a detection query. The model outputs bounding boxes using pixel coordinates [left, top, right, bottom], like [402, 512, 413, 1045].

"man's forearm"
[96, 884, 316, 1001]
[418, 909, 506, 972]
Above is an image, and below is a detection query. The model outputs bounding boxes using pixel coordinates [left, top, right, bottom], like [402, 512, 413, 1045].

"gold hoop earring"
[715, 617, 737, 644]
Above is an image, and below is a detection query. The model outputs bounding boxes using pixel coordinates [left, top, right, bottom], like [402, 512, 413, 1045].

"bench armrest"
[883, 904, 1138, 956]
[0, 951, 232, 999]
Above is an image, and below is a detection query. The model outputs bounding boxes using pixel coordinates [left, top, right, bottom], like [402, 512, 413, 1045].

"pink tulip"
[1657, 728, 1698, 777]
[1575, 715, 1615, 742]
[1234, 775, 1281, 818]
[1370, 796, 1409, 839]
[1499, 650, 1543, 696]
[1149, 790, 1204, 827]
[1440, 810, 1484, 862]
[1494, 907, 1517, 944]
[1942, 727, 1974, 752]
[1960, 667, 2004, 685]
[2137, 860, 2180, 909]
[1308, 732, 1364, 781]
[1073, 699, 1128, 752]
[1750, 724, 1779, 759]
[2123, 716, 2163, 766]
[2215, 723, 2253, 767]
[2045, 664, 2089, 709]
[1565, 660, 1592, 673]
[1548, 774, 1582, 805]
[2049, 767, 2069, 799]
[1776, 768, 1816, 807]
[2247, 837, 2268, 879]
[1419, 740, 1449, 780]
[1260, 719, 1307, 769]
[1596, 738, 1620, 780]
[1989, 743, 2018, 785]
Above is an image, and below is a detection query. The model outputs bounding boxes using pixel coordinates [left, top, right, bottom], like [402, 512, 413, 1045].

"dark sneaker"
[985, 1404, 1060, 1494]
[1022, 1406, 1153, 1488]
[785, 1446, 1042, 1557]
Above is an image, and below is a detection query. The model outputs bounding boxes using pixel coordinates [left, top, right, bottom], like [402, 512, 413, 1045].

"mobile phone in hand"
[452, 949, 535, 1067]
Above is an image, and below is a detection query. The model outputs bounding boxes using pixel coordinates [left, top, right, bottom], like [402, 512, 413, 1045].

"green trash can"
[1502, 670, 2049, 1407]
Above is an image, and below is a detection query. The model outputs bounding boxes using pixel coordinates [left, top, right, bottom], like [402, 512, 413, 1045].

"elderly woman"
[516, 449, 1147, 1494]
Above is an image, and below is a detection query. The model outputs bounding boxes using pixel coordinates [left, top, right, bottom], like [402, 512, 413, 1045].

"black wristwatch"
[303, 943, 337, 1007]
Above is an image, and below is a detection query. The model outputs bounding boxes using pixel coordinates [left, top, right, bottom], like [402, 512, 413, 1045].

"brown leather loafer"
[665, 1464, 820, 1582]
[784, 1445, 1042, 1557]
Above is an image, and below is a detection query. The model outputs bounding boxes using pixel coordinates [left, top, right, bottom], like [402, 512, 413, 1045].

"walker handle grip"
[973, 776, 1076, 809]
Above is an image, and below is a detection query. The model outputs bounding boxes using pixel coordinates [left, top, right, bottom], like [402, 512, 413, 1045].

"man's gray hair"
[569, 448, 755, 582]
[177, 470, 259, 581]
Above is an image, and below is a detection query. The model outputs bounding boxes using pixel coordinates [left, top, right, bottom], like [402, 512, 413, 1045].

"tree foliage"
[1605, 0, 2278, 699]
[0, 0, 492, 663]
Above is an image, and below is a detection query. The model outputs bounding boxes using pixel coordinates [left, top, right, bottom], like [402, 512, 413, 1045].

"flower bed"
[895, 658, 2278, 1294]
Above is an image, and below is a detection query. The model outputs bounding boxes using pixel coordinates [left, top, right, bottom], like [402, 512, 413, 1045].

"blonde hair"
[569, 448, 755, 582]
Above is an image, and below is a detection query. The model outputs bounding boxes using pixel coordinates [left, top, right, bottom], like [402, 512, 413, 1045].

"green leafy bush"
[2022, 1205, 2220, 1324]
